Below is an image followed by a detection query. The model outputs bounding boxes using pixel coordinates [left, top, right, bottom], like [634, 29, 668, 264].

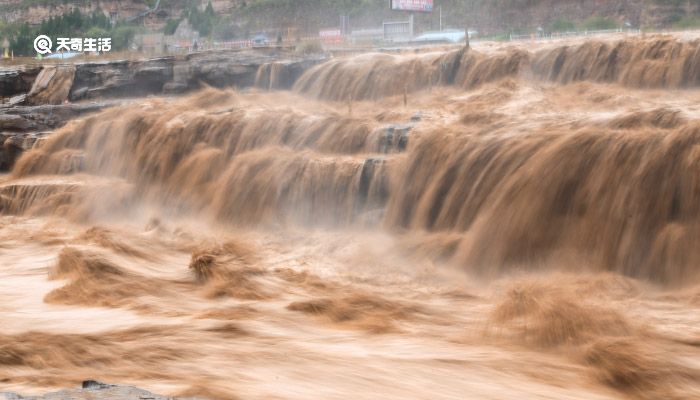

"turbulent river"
[1, 37, 700, 399]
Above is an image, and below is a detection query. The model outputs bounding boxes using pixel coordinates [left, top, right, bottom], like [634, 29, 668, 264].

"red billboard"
[390, 0, 434, 12]
[319, 29, 343, 45]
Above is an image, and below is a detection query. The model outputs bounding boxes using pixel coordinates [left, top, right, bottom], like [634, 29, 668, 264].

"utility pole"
[340, 15, 350, 35]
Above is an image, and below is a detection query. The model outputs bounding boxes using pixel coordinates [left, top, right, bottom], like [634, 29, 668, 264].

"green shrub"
[85, 27, 109, 40]
[580, 16, 618, 31]
[111, 25, 138, 50]
[551, 18, 576, 32]
[6, 8, 140, 55]
[163, 19, 181, 35]
[186, 1, 217, 37]
[296, 40, 322, 54]
[673, 16, 700, 29]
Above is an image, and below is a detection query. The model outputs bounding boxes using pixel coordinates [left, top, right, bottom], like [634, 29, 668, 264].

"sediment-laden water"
[2, 37, 700, 400]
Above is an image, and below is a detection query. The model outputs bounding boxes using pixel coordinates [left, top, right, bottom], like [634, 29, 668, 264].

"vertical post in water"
[465, 26, 470, 49]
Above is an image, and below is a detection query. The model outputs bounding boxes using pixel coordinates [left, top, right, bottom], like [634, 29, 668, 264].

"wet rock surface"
[0, 381, 200, 400]
[0, 49, 326, 102]
[0, 67, 41, 99]
[378, 124, 412, 153]
[0, 131, 44, 170]
[0, 103, 107, 132]
[26, 66, 76, 106]
[0, 102, 109, 170]
[0, 49, 325, 171]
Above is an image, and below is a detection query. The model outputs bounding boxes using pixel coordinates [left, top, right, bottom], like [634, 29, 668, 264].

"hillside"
[1, 1, 700, 39]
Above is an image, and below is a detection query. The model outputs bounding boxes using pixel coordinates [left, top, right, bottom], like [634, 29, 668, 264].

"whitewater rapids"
[2, 36, 700, 399]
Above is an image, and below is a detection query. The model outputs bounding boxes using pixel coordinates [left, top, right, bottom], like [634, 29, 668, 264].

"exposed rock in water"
[1, 131, 42, 170]
[0, 50, 326, 103]
[71, 57, 175, 100]
[357, 157, 389, 214]
[0, 102, 108, 170]
[0, 103, 107, 133]
[0, 66, 41, 99]
[0, 50, 325, 172]
[66, 50, 326, 100]
[25, 65, 76, 105]
[0, 380, 201, 399]
[378, 124, 412, 154]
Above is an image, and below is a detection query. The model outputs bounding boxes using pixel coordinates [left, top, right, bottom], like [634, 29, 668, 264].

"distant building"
[383, 15, 415, 42]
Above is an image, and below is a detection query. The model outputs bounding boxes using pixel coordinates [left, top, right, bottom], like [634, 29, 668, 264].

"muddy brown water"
[1, 37, 700, 399]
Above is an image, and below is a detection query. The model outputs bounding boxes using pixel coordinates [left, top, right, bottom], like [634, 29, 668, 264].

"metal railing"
[507, 28, 641, 42]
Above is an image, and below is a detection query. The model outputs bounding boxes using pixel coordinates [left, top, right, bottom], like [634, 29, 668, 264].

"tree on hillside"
[186, 1, 216, 36]
[7, 8, 139, 55]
